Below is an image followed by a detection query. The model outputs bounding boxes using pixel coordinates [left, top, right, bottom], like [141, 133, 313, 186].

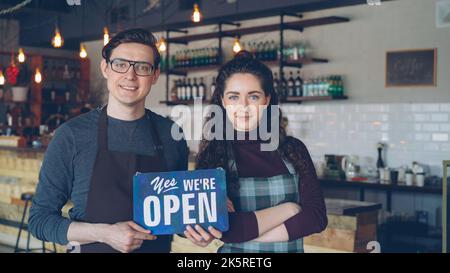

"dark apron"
[80, 106, 172, 253]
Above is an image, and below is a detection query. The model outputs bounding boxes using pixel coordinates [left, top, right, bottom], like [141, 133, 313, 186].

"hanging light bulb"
[17, 48, 26, 63]
[34, 68, 42, 84]
[79, 43, 88, 59]
[103, 27, 110, 46]
[0, 70, 5, 86]
[233, 36, 242, 54]
[157, 37, 167, 52]
[191, 3, 202, 23]
[52, 27, 64, 48]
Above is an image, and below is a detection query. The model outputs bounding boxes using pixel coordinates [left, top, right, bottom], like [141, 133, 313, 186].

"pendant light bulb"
[103, 27, 110, 46]
[191, 3, 202, 23]
[34, 68, 42, 84]
[233, 37, 242, 54]
[52, 27, 64, 48]
[18, 48, 26, 63]
[158, 37, 167, 52]
[80, 43, 88, 59]
[0, 70, 5, 86]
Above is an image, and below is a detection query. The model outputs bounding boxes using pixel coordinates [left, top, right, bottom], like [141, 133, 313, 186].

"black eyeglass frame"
[107, 58, 156, 76]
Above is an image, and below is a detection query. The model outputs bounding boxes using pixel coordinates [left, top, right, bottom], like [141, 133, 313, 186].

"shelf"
[319, 177, 443, 195]
[282, 58, 329, 67]
[165, 59, 328, 76]
[168, 70, 188, 76]
[281, 95, 348, 103]
[160, 99, 210, 106]
[263, 58, 329, 68]
[168, 64, 221, 75]
[163, 15, 350, 107]
[167, 16, 349, 44]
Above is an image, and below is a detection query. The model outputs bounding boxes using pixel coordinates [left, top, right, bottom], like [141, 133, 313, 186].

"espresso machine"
[324, 154, 346, 180]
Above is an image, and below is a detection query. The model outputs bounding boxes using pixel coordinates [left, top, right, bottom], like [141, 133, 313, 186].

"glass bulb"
[34, 68, 42, 84]
[80, 44, 88, 59]
[18, 48, 26, 63]
[191, 3, 202, 23]
[158, 38, 167, 52]
[0, 71, 5, 85]
[103, 27, 110, 46]
[52, 28, 64, 48]
[233, 37, 242, 53]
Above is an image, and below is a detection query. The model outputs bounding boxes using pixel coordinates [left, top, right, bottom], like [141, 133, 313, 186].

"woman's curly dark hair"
[195, 51, 308, 197]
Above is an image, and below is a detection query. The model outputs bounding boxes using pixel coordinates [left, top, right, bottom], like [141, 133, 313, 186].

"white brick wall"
[281, 102, 450, 177]
[152, 102, 450, 177]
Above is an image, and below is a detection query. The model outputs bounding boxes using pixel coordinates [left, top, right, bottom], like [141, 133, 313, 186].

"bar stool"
[14, 192, 57, 253]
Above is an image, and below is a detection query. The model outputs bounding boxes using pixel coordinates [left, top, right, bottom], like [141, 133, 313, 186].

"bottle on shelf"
[337, 75, 344, 96]
[181, 78, 187, 101]
[213, 47, 220, 65]
[199, 77, 206, 100]
[273, 72, 280, 95]
[302, 80, 309, 97]
[186, 78, 192, 100]
[65, 85, 71, 103]
[63, 64, 71, 80]
[287, 71, 295, 97]
[262, 41, 270, 61]
[294, 71, 303, 97]
[268, 41, 275, 61]
[50, 84, 56, 102]
[192, 78, 199, 99]
[171, 79, 178, 101]
[280, 72, 288, 100]
[297, 42, 307, 59]
[300, 75, 345, 97]
[210, 77, 216, 97]
[176, 79, 182, 101]
[6, 106, 13, 128]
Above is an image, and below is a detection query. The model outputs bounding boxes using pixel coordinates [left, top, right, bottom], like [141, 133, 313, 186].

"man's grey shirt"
[28, 107, 189, 245]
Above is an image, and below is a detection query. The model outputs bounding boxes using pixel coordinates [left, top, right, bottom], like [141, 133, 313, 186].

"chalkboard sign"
[386, 49, 437, 87]
[444, 161, 450, 253]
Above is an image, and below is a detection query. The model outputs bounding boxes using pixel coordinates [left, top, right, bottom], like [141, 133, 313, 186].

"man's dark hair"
[102, 28, 161, 69]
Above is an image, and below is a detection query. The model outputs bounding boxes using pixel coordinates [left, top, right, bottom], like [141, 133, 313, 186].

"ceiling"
[0, 0, 387, 50]
[0, 0, 71, 16]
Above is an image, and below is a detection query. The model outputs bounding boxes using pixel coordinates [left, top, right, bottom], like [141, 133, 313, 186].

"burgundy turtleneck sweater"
[221, 137, 328, 243]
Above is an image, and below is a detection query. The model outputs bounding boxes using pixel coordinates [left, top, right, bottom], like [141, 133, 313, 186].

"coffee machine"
[324, 154, 346, 180]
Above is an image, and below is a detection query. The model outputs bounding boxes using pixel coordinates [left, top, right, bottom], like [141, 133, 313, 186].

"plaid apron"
[219, 148, 304, 253]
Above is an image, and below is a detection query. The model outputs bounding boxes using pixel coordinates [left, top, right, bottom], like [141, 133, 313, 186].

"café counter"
[172, 198, 382, 253]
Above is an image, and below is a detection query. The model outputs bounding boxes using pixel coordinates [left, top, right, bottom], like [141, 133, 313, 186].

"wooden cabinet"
[0, 51, 90, 135]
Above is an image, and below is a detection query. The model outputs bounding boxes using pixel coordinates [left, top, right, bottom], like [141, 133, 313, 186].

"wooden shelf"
[281, 95, 348, 103]
[263, 58, 329, 68]
[320, 178, 442, 195]
[167, 16, 349, 44]
[169, 64, 221, 75]
[163, 15, 350, 106]
[166, 59, 328, 76]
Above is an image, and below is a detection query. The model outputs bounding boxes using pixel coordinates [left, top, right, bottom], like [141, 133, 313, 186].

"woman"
[184, 51, 327, 253]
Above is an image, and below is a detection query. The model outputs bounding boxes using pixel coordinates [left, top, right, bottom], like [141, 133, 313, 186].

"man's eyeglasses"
[107, 58, 155, 76]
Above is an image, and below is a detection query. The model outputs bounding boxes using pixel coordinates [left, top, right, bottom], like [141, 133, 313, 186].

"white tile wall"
[153, 102, 450, 177]
[280, 103, 450, 177]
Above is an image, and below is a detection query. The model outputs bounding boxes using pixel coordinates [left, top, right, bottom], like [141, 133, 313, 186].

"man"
[29, 29, 189, 253]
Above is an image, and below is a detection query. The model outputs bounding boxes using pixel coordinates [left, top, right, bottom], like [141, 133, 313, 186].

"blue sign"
[133, 168, 229, 235]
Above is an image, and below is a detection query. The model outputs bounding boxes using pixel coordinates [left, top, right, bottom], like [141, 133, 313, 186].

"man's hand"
[184, 225, 222, 248]
[103, 221, 157, 253]
[227, 198, 235, 213]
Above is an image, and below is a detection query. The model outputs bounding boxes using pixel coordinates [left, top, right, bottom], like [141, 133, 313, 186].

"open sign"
[133, 168, 229, 235]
